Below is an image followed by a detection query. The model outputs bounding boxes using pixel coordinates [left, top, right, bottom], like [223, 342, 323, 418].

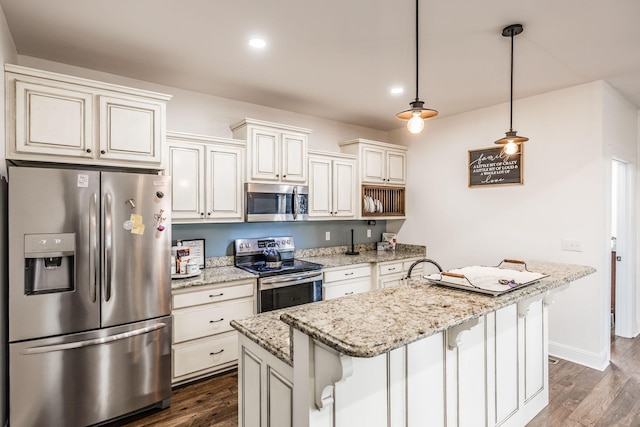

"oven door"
[258, 271, 322, 312]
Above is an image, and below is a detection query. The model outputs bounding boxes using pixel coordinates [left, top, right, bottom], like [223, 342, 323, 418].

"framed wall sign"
[177, 238, 206, 269]
[468, 146, 523, 187]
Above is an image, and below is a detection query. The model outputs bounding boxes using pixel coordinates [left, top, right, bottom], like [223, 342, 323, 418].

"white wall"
[0, 7, 16, 178]
[16, 56, 389, 153]
[394, 81, 638, 370]
[0, 4, 17, 426]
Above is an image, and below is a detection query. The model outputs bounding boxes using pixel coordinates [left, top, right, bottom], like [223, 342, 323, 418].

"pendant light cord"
[509, 29, 514, 132]
[414, 0, 419, 102]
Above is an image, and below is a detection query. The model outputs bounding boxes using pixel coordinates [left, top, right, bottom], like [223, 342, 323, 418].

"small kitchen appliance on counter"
[235, 236, 322, 312]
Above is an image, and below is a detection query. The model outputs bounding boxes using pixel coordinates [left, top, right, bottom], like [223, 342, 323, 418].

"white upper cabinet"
[167, 131, 245, 223]
[5, 64, 170, 169]
[230, 118, 311, 184]
[340, 138, 407, 185]
[308, 150, 356, 219]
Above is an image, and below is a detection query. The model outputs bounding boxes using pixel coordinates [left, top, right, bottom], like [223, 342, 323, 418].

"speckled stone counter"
[232, 260, 595, 364]
[297, 248, 426, 269]
[171, 266, 257, 290]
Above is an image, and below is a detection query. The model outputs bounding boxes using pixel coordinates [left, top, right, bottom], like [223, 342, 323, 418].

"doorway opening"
[611, 159, 635, 338]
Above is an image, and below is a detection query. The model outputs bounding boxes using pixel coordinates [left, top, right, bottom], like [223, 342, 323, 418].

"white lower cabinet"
[376, 257, 424, 289]
[238, 334, 293, 427]
[322, 264, 371, 300]
[171, 278, 255, 385]
[238, 292, 554, 427]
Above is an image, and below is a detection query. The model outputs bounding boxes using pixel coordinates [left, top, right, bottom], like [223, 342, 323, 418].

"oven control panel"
[235, 236, 295, 255]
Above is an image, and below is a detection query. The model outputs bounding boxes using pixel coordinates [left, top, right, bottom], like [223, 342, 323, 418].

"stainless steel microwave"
[245, 183, 309, 222]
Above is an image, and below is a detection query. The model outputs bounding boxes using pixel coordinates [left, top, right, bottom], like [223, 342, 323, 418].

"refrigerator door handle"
[89, 192, 98, 303]
[20, 323, 168, 355]
[103, 192, 113, 302]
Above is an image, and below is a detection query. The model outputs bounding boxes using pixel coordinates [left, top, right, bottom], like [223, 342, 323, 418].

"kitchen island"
[231, 260, 596, 427]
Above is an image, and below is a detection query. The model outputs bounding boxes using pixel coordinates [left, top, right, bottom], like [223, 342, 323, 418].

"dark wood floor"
[528, 333, 640, 426]
[105, 370, 238, 427]
[108, 334, 640, 427]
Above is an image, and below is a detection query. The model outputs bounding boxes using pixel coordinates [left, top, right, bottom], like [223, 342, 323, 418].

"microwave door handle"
[89, 193, 98, 303]
[293, 187, 298, 220]
[103, 192, 112, 302]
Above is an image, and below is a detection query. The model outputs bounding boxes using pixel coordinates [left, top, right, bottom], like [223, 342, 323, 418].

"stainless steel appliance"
[235, 237, 322, 312]
[7, 166, 172, 427]
[245, 183, 309, 222]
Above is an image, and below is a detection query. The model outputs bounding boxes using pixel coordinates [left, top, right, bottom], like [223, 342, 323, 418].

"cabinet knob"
[200, 212, 205, 216]
[100, 150, 106, 155]
[276, 174, 280, 178]
[86, 148, 92, 153]
[283, 175, 287, 178]
[207, 212, 211, 216]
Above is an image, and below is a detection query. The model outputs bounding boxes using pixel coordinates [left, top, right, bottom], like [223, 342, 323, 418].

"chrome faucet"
[406, 258, 443, 280]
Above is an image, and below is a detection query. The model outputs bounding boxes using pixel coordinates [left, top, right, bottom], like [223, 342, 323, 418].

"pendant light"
[396, 0, 438, 133]
[495, 23, 528, 155]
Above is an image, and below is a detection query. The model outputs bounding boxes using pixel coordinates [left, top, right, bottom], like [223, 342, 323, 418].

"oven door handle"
[260, 272, 323, 289]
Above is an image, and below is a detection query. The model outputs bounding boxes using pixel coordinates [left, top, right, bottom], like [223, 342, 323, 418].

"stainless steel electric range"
[234, 237, 323, 312]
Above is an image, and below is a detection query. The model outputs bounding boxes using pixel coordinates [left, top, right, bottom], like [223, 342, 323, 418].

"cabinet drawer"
[173, 281, 254, 309]
[324, 265, 371, 283]
[173, 332, 238, 378]
[379, 262, 403, 276]
[324, 278, 371, 300]
[380, 276, 404, 289]
[173, 299, 254, 343]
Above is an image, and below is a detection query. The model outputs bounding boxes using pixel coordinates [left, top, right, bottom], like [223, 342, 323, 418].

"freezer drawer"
[9, 317, 172, 427]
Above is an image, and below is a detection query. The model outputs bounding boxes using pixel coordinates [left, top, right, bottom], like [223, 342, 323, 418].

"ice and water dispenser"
[23, 233, 76, 294]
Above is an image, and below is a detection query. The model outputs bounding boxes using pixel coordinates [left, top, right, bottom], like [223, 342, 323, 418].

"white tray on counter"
[425, 260, 548, 297]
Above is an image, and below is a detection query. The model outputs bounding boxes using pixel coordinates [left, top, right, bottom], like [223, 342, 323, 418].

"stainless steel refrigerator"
[7, 166, 172, 427]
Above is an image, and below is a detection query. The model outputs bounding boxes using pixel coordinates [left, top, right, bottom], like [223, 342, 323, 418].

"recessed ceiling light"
[249, 38, 267, 49]
[390, 87, 404, 95]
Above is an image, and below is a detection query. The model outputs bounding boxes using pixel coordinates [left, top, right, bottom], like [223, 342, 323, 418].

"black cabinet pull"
[210, 349, 224, 356]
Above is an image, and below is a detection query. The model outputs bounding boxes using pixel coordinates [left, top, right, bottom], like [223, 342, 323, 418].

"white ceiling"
[1, 0, 639, 131]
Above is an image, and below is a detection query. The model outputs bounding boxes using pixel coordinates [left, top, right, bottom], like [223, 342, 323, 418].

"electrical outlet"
[325, 231, 330, 241]
[367, 229, 371, 238]
[561, 238, 582, 252]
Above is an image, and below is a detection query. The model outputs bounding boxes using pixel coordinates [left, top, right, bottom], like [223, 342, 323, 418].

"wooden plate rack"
[362, 185, 405, 217]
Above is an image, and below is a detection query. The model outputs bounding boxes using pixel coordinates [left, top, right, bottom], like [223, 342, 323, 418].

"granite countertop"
[171, 266, 257, 290]
[298, 248, 426, 269]
[232, 260, 595, 365]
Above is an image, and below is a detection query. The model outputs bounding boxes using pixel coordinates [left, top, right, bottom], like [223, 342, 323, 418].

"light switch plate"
[325, 231, 330, 241]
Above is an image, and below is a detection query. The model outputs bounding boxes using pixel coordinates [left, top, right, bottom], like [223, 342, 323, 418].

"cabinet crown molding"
[229, 117, 312, 134]
[166, 130, 246, 147]
[338, 138, 408, 152]
[5, 64, 172, 101]
[308, 149, 357, 161]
